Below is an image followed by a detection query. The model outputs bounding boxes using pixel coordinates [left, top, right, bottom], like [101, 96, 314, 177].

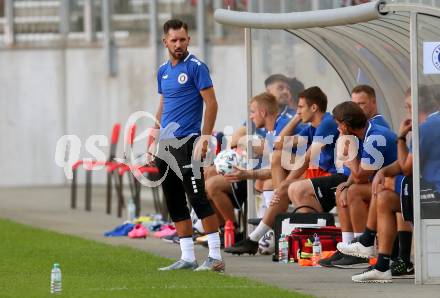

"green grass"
[0, 218, 313, 298]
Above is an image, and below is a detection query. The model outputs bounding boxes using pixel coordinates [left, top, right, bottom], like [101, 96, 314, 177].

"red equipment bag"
[288, 226, 342, 262]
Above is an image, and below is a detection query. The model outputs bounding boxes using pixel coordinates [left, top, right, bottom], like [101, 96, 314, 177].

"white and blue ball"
[214, 149, 240, 175]
[258, 230, 275, 255]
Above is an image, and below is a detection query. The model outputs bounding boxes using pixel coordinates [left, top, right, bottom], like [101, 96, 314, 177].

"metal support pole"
[71, 168, 77, 209]
[213, 0, 224, 40]
[410, 11, 422, 284]
[258, 0, 265, 12]
[117, 175, 124, 218]
[311, 0, 320, 11]
[134, 179, 141, 217]
[59, 0, 70, 38]
[247, 0, 257, 12]
[4, 0, 14, 45]
[149, 0, 160, 71]
[197, 0, 207, 64]
[84, 0, 96, 42]
[102, 0, 118, 77]
[106, 172, 112, 214]
[245, 27, 255, 236]
[85, 170, 92, 211]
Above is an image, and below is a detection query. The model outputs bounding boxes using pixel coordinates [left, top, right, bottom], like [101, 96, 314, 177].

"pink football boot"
[128, 223, 148, 239]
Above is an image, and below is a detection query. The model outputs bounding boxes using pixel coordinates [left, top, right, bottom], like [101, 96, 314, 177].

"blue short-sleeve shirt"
[297, 112, 339, 174]
[157, 53, 213, 139]
[343, 122, 397, 177]
[419, 111, 440, 191]
[369, 114, 390, 129]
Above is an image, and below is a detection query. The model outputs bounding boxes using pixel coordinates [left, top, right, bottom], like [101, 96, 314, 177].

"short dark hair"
[289, 77, 305, 102]
[264, 74, 290, 87]
[332, 101, 368, 130]
[351, 85, 376, 100]
[163, 19, 188, 34]
[250, 92, 279, 116]
[298, 86, 327, 112]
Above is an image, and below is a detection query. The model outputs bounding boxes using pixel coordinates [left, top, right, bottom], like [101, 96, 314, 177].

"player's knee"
[377, 190, 393, 211]
[188, 194, 215, 220]
[287, 183, 297, 203]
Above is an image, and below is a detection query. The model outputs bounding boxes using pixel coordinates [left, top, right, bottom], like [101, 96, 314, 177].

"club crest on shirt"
[178, 73, 188, 84]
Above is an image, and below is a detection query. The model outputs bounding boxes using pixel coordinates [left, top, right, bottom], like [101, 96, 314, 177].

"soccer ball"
[258, 230, 275, 255]
[214, 149, 240, 175]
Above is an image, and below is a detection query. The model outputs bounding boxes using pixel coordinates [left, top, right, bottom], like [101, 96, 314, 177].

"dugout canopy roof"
[215, 0, 440, 284]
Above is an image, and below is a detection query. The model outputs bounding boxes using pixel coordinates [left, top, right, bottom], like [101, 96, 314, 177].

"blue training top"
[342, 122, 397, 177]
[297, 112, 340, 174]
[252, 105, 304, 137]
[157, 53, 213, 139]
[418, 111, 440, 191]
[369, 114, 390, 129]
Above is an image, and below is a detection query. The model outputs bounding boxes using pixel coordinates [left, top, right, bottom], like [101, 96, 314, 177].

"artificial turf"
[0, 218, 313, 298]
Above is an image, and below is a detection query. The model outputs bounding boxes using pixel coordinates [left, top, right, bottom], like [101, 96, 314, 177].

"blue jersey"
[251, 105, 303, 137]
[157, 53, 213, 138]
[369, 114, 390, 129]
[255, 110, 293, 169]
[342, 122, 397, 177]
[419, 111, 440, 191]
[297, 112, 339, 174]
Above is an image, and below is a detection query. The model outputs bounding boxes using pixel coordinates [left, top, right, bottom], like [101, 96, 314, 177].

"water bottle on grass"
[50, 263, 62, 294]
[127, 198, 136, 222]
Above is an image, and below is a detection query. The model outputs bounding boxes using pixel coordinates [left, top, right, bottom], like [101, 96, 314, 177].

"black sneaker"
[391, 258, 414, 279]
[319, 250, 344, 267]
[224, 238, 258, 255]
[332, 254, 370, 269]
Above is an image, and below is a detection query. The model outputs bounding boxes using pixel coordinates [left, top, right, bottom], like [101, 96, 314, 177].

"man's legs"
[271, 149, 288, 188]
[157, 158, 198, 270]
[351, 189, 401, 283]
[206, 174, 236, 225]
[288, 179, 324, 212]
[336, 186, 354, 244]
[347, 183, 372, 234]
[224, 178, 296, 255]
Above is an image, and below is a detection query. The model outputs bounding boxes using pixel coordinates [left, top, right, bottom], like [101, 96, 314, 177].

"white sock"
[180, 237, 195, 262]
[354, 232, 363, 238]
[249, 221, 271, 242]
[342, 232, 354, 244]
[207, 232, 222, 261]
[263, 191, 274, 208]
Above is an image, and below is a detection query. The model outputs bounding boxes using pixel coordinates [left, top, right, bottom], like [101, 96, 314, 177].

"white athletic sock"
[354, 232, 363, 238]
[180, 237, 195, 262]
[342, 232, 354, 244]
[249, 221, 271, 242]
[263, 191, 274, 208]
[207, 232, 222, 261]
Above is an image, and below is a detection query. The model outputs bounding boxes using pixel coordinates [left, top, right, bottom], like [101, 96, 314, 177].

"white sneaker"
[337, 241, 374, 258]
[352, 267, 392, 283]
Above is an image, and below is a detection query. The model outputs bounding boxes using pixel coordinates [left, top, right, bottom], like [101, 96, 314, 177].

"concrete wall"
[0, 44, 349, 186]
[0, 46, 247, 186]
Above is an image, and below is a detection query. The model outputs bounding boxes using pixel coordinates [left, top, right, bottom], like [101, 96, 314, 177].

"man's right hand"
[224, 167, 249, 183]
[372, 169, 385, 197]
[336, 181, 351, 208]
